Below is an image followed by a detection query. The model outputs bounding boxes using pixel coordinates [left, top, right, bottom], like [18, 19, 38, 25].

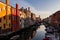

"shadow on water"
[9, 25, 46, 40]
[32, 25, 46, 40]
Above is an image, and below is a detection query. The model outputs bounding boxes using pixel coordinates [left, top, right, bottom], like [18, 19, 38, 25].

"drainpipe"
[6, 0, 9, 22]
[16, 3, 19, 30]
[6, 0, 9, 32]
[11, 6, 12, 31]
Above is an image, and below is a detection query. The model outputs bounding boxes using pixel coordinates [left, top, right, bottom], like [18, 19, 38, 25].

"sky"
[1, 0, 60, 19]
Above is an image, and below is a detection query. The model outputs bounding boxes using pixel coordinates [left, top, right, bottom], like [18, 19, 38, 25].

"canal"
[32, 25, 46, 40]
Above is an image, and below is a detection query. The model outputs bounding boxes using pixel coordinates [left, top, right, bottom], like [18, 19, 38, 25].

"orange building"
[11, 4, 20, 32]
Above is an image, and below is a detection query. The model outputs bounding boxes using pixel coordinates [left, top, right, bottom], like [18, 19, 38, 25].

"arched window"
[4, 24, 6, 28]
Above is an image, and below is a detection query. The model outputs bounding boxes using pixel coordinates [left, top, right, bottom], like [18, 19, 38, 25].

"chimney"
[6, 0, 9, 27]
[16, 3, 18, 16]
[6, 0, 9, 5]
[21, 7, 24, 11]
[22, 7, 24, 9]
[25, 8, 27, 11]
[24, 8, 27, 13]
[16, 3, 20, 30]
[28, 7, 30, 11]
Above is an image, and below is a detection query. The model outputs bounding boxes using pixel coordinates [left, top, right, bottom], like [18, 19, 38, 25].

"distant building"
[27, 7, 31, 18]
[31, 13, 36, 20]
[24, 7, 31, 18]
[19, 7, 26, 19]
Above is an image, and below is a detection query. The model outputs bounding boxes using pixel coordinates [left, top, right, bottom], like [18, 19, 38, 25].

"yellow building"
[19, 7, 27, 19]
[20, 11, 26, 19]
[0, 2, 11, 32]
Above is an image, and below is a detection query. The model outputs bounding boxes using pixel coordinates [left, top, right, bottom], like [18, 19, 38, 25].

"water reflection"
[15, 25, 46, 40]
[32, 25, 46, 40]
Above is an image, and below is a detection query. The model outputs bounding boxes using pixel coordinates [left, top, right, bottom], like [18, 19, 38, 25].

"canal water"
[32, 25, 46, 40]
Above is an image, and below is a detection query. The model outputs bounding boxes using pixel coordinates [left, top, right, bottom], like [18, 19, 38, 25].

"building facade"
[49, 11, 60, 26]
[0, 2, 11, 33]
[0, 1, 20, 33]
[0, 1, 37, 33]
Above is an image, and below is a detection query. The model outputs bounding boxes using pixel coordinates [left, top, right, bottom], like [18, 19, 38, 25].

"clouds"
[9, 0, 41, 16]
[1, 0, 60, 19]
[9, 0, 53, 19]
[35, 11, 51, 19]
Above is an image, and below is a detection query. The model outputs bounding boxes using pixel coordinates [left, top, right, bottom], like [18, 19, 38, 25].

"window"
[0, 18, 1, 22]
[14, 16, 17, 20]
[58, 17, 60, 21]
[12, 16, 14, 20]
[0, 27, 1, 33]
[9, 15, 11, 20]
[9, 23, 11, 27]
[9, 24, 10, 26]
[12, 24, 16, 27]
[4, 16, 6, 19]
[0, 27, 1, 30]
[20, 14, 21, 16]
[4, 24, 5, 28]
[12, 16, 16, 20]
